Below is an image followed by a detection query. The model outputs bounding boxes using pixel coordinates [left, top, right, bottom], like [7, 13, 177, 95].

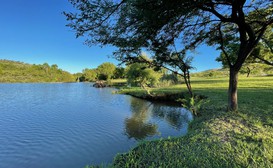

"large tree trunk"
[228, 68, 239, 111]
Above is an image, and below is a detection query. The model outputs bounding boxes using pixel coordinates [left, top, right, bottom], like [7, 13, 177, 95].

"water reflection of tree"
[124, 99, 158, 140]
[152, 105, 190, 130]
[124, 98, 191, 140]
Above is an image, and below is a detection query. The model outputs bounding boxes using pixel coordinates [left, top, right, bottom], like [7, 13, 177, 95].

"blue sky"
[0, 0, 221, 73]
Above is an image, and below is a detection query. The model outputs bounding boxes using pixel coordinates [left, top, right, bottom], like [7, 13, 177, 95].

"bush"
[178, 95, 209, 116]
[126, 63, 161, 87]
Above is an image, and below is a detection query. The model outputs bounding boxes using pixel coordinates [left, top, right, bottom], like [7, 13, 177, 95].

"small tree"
[82, 68, 97, 81]
[113, 67, 125, 79]
[126, 51, 194, 97]
[96, 62, 116, 80]
[126, 62, 161, 94]
[160, 71, 179, 85]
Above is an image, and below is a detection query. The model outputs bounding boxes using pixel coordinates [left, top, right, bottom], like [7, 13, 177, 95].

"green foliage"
[78, 63, 120, 82]
[178, 96, 209, 116]
[216, 28, 273, 75]
[82, 68, 97, 81]
[192, 69, 229, 78]
[96, 62, 116, 80]
[66, 0, 273, 111]
[126, 63, 161, 88]
[160, 73, 179, 84]
[113, 67, 125, 79]
[0, 60, 75, 83]
[65, 0, 273, 69]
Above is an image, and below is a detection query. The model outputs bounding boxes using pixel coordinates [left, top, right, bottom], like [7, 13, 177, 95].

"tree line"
[76, 62, 123, 82]
[76, 61, 180, 89]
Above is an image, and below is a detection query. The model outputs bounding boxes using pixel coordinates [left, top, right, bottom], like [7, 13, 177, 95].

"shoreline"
[100, 76, 273, 167]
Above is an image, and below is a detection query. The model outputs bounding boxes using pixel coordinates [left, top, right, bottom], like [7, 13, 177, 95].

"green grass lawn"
[94, 76, 273, 167]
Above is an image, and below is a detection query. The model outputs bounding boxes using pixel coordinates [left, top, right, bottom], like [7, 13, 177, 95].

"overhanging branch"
[218, 24, 232, 67]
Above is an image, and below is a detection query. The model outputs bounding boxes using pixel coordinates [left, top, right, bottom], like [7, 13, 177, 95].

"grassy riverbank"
[102, 76, 273, 167]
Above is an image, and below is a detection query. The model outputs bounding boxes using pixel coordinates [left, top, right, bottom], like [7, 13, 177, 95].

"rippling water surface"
[0, 83, 192, 168]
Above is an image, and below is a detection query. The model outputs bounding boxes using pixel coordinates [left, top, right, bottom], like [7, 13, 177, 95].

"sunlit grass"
[110, 78, 127, 84]
[107, 76, 273, 167]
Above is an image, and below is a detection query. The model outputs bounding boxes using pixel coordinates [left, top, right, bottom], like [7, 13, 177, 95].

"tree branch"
[197, 4, 232, 23]
[253, 55, 273, 66]
[218, 24, 232, 67]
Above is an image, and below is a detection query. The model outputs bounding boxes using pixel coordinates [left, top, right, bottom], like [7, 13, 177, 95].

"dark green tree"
[253, 25, 273, 66]
[96, 62, 116, 80]
[127, 52, 194, 96]
[113, 67, 125, 79]
[216, 42, 272, 77]
[216, 26, 273, 76]
[65, 0, 273, 111]
[82, 68, 97, 81]
[126, 62, 161, 91]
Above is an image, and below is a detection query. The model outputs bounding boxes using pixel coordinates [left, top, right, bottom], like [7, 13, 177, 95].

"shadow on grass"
[112, 86, 273, 167]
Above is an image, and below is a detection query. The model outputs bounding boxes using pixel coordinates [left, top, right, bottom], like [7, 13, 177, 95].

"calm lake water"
[0, 83, 192, 168]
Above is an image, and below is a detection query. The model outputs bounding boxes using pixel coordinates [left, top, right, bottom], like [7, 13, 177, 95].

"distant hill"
[0, 60, 75, 83]
[192, 69, 229, 77]
[192, 65, 273, 78]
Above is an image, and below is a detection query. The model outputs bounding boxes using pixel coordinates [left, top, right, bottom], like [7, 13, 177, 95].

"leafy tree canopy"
[82, 68, 97, 81]
[126, 62, 161, 88]
[65, 0, 273, 111]
[65, 0, 273, 64]
[96, 62, 116, 80]
[114, 67, 126, 79]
